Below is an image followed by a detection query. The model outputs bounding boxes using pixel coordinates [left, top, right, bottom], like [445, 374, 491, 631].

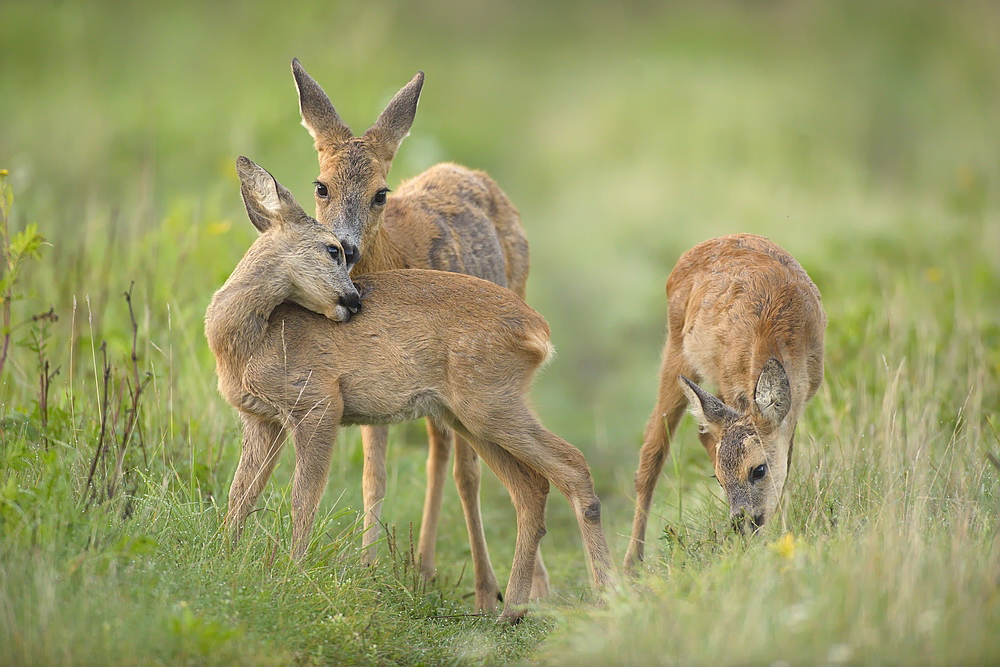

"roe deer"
[207, 157, 612, 622]
[290, 59, 548, 600]
[624, 234, 826, 570]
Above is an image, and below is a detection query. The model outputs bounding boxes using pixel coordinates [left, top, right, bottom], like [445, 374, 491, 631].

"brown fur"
[207, 158, 610, 623]
[624, 234, 826, 569]
[291, 60, 546, 598]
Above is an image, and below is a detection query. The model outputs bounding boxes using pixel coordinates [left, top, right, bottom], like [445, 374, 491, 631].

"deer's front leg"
[289, 399, 343, 560]
[360, 424, 389, 564]
[226, 413, 286, 543]
[452, 434, 502, 612]
[625, 344, 693, 572]
[417, 418, 454, 578]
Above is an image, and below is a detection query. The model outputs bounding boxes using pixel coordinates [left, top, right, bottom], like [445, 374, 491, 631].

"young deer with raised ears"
[290, 60, 549, 599]
[207, 157, 612, 623]
[624, 234, 826, 570]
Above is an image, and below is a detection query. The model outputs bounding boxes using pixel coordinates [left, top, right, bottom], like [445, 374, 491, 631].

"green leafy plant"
[0, 169, 46, 377]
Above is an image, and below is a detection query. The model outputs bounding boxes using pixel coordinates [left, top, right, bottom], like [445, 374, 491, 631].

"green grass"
[2, 0, 999, 664]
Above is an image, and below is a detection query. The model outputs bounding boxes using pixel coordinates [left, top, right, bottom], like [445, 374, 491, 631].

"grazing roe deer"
[624, 234, 826, 569]
[291, 60, 548, 602]
[207, 157, 612, 622]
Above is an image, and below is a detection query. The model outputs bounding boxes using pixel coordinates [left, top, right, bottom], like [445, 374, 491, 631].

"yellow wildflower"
[768, 532, 798, 561]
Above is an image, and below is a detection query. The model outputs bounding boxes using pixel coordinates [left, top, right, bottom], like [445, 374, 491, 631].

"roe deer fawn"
[207, 157, 612, 622]
[624, 234, 826, 570]
[290, 59, 548, 600]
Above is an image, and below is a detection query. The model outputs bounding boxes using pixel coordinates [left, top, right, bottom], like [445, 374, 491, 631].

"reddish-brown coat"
[625, 234, 826, 569]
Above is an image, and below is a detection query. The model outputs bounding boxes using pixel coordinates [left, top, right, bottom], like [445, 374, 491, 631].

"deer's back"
[667, 234, 826, 406]
[382, 163, 529, 296]
[245, 270, 549, 424]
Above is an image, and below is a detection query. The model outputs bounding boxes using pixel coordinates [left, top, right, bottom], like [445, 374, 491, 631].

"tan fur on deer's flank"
[624, 234, 826, 570]
[208, 158, 611, 623]
[291, 60, 545, 601]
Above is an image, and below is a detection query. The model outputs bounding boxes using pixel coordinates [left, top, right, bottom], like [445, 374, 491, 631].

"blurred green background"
[2, 1, 999, 663]
[4, 0, 994, 449]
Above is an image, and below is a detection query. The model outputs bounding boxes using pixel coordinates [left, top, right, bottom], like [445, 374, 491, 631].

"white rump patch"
[527, 334, 555, 369]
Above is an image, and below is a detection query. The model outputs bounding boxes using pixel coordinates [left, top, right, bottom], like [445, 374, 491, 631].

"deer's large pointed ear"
[362, 71, 423, 164]
[679, 375, 739, 435]
[754, 357, 791, 429]
[235, 156, 307, 232]
[292, 58, 354, 151]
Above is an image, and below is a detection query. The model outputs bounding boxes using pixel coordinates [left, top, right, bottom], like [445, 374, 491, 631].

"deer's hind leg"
[226, 413, 286, 543]
[417, 419, 507, 612]
[530, 543, 550, 600]
[466, 407, 614, 599]
[457, 432, 550, 624]
[522, 425, 614, 594]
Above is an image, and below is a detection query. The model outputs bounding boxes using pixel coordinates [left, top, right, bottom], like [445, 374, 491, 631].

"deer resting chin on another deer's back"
[205, 157, 612, 624]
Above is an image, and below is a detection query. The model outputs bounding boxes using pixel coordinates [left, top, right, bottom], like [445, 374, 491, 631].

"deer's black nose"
[731, 508, 763, 535]
[731, 508, 747, 535]
[340, 289, 362, 315]
[343, 243, 360, 268]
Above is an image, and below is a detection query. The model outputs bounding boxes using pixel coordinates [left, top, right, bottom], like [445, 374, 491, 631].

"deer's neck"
[353, 225, 412, 276]
[205, 252, 289, 375]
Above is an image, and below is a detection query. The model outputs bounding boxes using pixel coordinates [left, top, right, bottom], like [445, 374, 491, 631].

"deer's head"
[679, 358, 794, 534]
[236, 155, 362, 322]
[292, 59, 423, 270]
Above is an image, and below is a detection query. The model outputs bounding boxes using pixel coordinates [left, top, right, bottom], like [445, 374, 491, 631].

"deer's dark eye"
[372, 188, 389, 206]
[315, 182, 329, 198]
[750, 464, 767, 482]
[326, 244, 341, 262]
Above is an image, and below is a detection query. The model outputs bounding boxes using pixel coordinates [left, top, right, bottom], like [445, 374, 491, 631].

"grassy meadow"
[2, 1, 999, 664]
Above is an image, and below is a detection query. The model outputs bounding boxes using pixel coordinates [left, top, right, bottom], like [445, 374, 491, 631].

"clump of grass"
[0, 422, 547, 667]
